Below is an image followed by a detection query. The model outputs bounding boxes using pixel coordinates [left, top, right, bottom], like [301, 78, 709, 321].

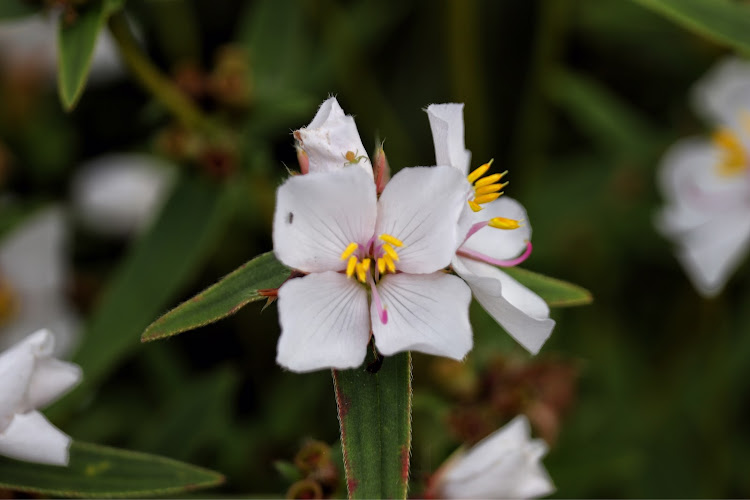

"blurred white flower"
[71, 153, 176, 237]
[656, 57, 750, 297]
[0, 10, 122, 84]
[0, 208, 80, 357]
[426, 103, 555, 355]
[429, 415, 554, 499]
[0, 329, 81, 466]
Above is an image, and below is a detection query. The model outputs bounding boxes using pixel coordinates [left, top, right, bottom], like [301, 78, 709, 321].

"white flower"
[0, 208, 80, 357]
[293, 97, 373, 178]
[273, 164, 473, 373]
[0, 10, 122, 84]
[426, 104, 555, 355]
[71, 153, 176, 237]
[655, 57, 750, 297]
[430, 415, 554, 499]
[0, 329, 82, 466]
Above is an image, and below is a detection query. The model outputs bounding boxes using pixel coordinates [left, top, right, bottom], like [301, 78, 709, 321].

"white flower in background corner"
[0, 208, 80, 357]
[273, 165, 472, 373]
[428, 415, 554, 499]
[656, 57, 750, 297]
[71, 154, 176, 238]
[0, 329, 82, 466]
[0, 10, 122, 84]
[426, 103, 555, 355]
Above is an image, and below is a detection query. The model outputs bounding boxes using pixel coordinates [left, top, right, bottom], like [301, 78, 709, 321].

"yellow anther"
[340, 242, 359, 260]
[466, 159, 494, 184]
[474, 173, 505, 188]
[346, 256, 358, 278]
[377, 257, 386, 274]
[383, 254, 396, 273]
[489, 217, 522, 230]
[383, 244, 400, 261]
[361, 258, 371, 270]
[379, 233, 403, 247]
[475, 183, 504, 195]
[355, 262, 368, 283]
[468, 200, 483, 212]
[474, 192, 503, 205]
[712, 128, 747, 176]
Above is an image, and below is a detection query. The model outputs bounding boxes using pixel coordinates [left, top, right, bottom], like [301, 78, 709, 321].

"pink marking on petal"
[457, 240, 533, 267]
[367, 274, 388, 325]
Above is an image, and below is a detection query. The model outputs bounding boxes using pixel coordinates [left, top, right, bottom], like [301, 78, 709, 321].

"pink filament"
[457, 240, 533, 267]
[461, 221, 490, 246]
[368, 274, 388, 324]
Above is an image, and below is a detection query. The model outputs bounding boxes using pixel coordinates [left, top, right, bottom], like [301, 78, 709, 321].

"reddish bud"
[373, 145, 390, 194]
[297, 146, 310, 175]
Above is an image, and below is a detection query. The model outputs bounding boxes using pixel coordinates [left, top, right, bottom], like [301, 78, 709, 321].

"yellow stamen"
[468, 200, 483, 212]
[474, 173, 505, 188]
[377, 257, 386, 274]
[473, 192, 503, 205]
[340, 242, 359, 260]
[361, 258, 371, 270]
[489, 217, 522, 230]
[355, 262, 368, 283]
[474, 183, 504, 195]
[383, 254, 396, 273]
[346, 256, 358, 278]
[712, 128, 746, 176]
[379, 233, 403, 247]
[466, 159, 494, 184]
[383, 244, 400, 261]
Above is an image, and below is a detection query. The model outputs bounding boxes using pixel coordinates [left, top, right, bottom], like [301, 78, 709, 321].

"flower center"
[0, 275, 19, 328]
[465, 159, 508, 212]
[712, 128, 748, 177]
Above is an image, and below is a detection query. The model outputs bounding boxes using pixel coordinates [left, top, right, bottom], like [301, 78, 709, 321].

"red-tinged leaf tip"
[400, 445, 410, 485]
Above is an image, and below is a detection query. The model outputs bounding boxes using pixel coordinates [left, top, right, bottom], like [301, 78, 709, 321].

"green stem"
[107, 12, 207, 130]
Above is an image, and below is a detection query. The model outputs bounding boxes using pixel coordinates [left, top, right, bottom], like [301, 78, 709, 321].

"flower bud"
[372, 145, 390, 194]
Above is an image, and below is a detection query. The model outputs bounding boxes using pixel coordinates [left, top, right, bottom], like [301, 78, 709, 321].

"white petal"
[26, 357, 82, 410]
[674, 211, 750, 297]
[453, 257, 554, 355]
[426, 103, 472, 175]
[71, 154, 176, 237]
[372, 273, 472, 360]
[295, 97, 372, 176]
[691, 56, 750, 126]
[375, 166, 467, 274]
[438, 416, 554, 499]
[277, 272, 370, 373]
[0, 333, 38, 428]
[273, 168, 377, 273]
[0, 411, 71, 466]
[460, 196, 532, 260]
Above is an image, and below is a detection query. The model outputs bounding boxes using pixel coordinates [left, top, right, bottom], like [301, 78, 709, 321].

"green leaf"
[0, 441, 223, 498]
[57, 0, 124, 110]
[50, 176, 230, 418]
[503, 267, 593, 307]
[0, 0, 39, 19]
[630, 0, 750, 54]
[333, 350, 412, 499]
[141, 251, 290, 342]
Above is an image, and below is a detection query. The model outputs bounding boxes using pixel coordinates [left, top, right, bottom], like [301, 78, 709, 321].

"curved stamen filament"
[457, 240, 533, 267]
[466, 159, 509, 212]
[462, 217, 523, 245]
[367, 273, 388, 324]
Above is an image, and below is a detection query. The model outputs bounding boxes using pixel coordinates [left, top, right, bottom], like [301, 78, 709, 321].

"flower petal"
[277, 272, 370, 373]
[273, 168, 377, 272]
[691, 56, 750, 126]
[375, 166, 467, 274]
[0, 411, 71, 466]
[453, 256, 554, 355]
[426, 103, 472, 175]
[295, 97, 372, 176]
[372, 272, 472, 360]
[26, 357, 82, 411]
[460, 196, 532, 260]
[0, 334, 37, 428]
[674, 211, 750, 297]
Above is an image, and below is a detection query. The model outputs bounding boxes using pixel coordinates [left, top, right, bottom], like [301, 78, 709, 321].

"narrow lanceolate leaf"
[333, 350, 412, 499]
[142, 252, 290, 342]
[0, 441, 224, 498]
[49, 176, 230, 418]
[504, 267, 592, 307]
[57, 0, 125, 110]
[631, 0, 750, 55]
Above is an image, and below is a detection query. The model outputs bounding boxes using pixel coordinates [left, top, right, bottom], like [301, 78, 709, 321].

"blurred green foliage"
[2, 0, 750, 497]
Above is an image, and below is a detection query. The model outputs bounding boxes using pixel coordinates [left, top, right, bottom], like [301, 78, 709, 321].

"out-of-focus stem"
[107, 12, 207, 130]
